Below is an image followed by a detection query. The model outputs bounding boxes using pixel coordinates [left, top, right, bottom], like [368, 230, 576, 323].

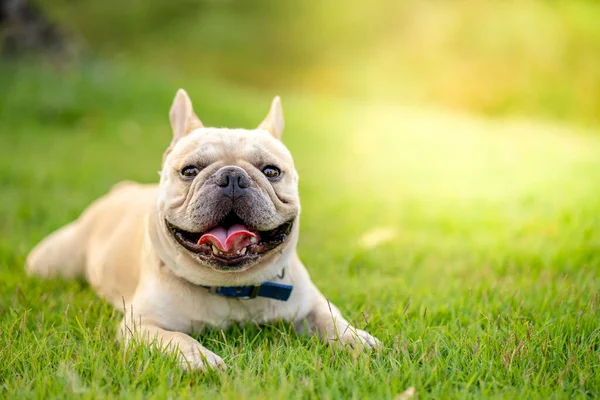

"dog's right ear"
[164, 89, 203, 165]
[169, 89, 203, 139]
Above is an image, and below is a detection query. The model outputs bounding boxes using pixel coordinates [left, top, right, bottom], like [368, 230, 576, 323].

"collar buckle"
[209, 285, 260, 299]
[248, 285, 260, 299]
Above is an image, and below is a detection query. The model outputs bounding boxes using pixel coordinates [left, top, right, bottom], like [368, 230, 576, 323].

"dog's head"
[154, 89, 300, 284]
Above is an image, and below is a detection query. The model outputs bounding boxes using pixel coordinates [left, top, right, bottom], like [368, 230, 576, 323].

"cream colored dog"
[26, 89, 380, 370]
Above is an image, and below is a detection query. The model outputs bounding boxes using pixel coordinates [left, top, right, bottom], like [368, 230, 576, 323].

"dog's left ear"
[169, 89, 203, 140]
[258, 96, 284, 139]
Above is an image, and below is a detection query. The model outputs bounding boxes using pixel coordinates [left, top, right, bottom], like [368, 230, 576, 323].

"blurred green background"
[1, 0, 600, 398]
[40, 0, 600, 125]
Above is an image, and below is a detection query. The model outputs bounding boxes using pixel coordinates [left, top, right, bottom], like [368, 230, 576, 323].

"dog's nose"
[215, 166, 251, 199]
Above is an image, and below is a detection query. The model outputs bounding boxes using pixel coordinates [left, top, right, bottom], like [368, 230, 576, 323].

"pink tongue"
[198, 224, 257, 253]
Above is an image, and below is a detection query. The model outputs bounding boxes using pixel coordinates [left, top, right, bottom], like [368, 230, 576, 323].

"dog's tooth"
[240, 247, 247, 255]
[212, 245, 218, 255]
[250, 237, 257, 244]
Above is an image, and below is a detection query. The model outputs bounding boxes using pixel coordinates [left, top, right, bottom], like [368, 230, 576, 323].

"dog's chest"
[178, 288, 310, 331]
[142, 263, 315, 334]
[188, 294, 304, 332]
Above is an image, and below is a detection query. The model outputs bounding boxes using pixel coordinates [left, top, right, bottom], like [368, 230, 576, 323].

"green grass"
[1, 62, 599, 398]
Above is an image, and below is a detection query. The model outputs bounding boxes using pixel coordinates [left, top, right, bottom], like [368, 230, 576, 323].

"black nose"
[215, 166, 251, 199]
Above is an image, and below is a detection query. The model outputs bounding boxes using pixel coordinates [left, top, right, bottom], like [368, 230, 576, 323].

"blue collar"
[200, 269, 293, 301]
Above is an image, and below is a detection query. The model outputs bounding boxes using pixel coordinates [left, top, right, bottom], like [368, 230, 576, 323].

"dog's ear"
[169, 89, 203, 140]
[258, 96, 284, 139]
[164, 89, 203, 165]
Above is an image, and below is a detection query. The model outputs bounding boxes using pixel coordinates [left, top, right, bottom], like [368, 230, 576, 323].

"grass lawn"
[1, 63, 599, 398]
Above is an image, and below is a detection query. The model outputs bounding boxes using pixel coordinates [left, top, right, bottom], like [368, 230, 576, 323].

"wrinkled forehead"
[169, 128, 293, 168]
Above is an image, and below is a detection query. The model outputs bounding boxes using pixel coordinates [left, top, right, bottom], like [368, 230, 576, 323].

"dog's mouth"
[166, 213, 293, 269]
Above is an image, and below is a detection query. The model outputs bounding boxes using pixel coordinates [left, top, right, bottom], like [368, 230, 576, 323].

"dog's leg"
[297, 295, 381, 350]
[26, 222, 86, 279]
[118, 318, 226, 371]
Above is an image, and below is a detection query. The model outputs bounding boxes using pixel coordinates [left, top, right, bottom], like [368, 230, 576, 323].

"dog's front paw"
[178, 345, 227, 371]
[335, 326, 382, 350]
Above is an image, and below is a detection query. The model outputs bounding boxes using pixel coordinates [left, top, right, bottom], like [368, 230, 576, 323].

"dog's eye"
[180, 166, 199, 178]
[262, 166, 281, 180]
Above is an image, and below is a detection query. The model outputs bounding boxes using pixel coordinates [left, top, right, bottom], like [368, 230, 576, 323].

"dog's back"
[26, 181, 158, 306]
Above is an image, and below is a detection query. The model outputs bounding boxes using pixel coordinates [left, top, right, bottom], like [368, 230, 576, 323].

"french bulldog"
[26, 89, 380, 370]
